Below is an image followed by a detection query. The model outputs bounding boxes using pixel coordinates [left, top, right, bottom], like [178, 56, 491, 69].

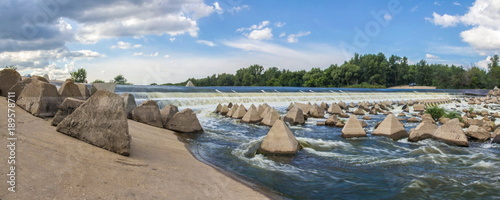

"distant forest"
[166, 53, 500, 89]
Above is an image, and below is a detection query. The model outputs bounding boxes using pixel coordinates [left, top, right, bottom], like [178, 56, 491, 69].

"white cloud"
[133, 52, 159, 57]
[169, 37, 176, 42]
[237, 21, 270, 32]
[213, 2, 223, 15]
[287, 31, 311, 43]
[426, 12, 460, 27]
[427, 0, 500, 50]
[275, 22, 286, 28]
[111, 41, 142, 49]
[0, 48, 104, 69]
[475, 56, 491, 70]
[434, 1, 441, 6]
[247, 28, 273, 40]
[384, 13, 392, 21]
[196, 40, 216, 47]
[133, 52, 144, 56]
[425, 54, 440, 59]
[279, 32, 286, 38]
[164, 54, 170, 58]
[453, 2, 461, 6]
[228, 5, 250, 13]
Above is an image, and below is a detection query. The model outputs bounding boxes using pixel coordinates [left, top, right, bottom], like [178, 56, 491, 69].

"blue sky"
[1, 0, 499, 84]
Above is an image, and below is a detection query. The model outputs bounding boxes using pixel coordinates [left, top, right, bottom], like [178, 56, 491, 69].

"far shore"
[0, 99, 271, 199]
[388, 85, 437, 89]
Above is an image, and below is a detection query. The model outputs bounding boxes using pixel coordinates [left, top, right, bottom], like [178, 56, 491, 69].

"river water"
[116, 85, 499, 200]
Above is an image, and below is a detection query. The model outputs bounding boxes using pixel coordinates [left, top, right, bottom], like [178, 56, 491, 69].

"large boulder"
[121, 93, 137, 119]
[293, 102, 311, 115]
[165, 108, 203, 133]
[258, 119, 301, 155]
[132, 100, 163, 128]
[56, 90, 130, 156]
[16, 80, 62, 117]
[327, 103, 342, 114]
[309, 104, 325, 118]
[325, 115, 339, 126]
[372, 114, 408, 140]
[59, 80, 83, 99]
[90, 83, 117, 95]
[465, 125, 490, 141]
[341, 115, 367, 138]
[353, 108, 365, 115]
[413, 104, 425, 112]
[231, 104, 247, 119]
[492, 128, 500, 143]
[160, 104, 179, 127]
[241, 106, 263, 123]
[338, 101, 347, 109]
[408, 121, 437, 142]
[433, 118, 469, 147]
[0, 68, 22, 97]
[51, 97, 85, 126]
[76, 83, 90, 100]
[7, 78, 34, 101]
[260, 108, 280, 126]
[214, 103, 222, 113]
[284, 107, 305, 125]
[220, 104, 229, 115]
[226, 104, 238, 117]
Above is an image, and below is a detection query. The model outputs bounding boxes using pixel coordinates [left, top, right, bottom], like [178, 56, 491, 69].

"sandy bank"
[0, 99, 269, 199]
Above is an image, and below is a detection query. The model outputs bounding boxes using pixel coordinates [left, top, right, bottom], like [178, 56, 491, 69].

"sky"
[1, 0, 499, 85]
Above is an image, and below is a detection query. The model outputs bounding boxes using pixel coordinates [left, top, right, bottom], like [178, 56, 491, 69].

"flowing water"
[116, 85, 499, 200]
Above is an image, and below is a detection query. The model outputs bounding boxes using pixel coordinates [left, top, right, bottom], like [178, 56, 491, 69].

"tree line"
[167, 53, 499, 89]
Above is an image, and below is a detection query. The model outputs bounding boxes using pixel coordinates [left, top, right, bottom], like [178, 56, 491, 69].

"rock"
[185, 80, 195, 87]
[466, 125, 490, 141]
[372, 114, 408, 140]
[468, 119, 483, 126]
[51, 97, 85, 126]
[406, 117, 420, 123]
[90, 83, 117, 96]
[241, 106, 263, 123]
[433, 119, 469, 147]
[335, 121, 345, 127]
[353, 108, 365, 115]
[7, 78, 35, 101]
[325, 115, 339, 126]
[261, 108, 280, 126]
[362, 116, 372, 120]
[341, 115, 367, 138]
[397, 112, 406, 117]
[59, 80, 83, 100]
[413, 104, 425, 112]
[316, 122, 326, 126]
[338, 101, 347, 109]
[228, 102, 233, 108]
[320, 102, 328, 110]
[215, 103, 222, 113]
[369, 109, 378, 115]
[121, 93, 137, 119]
[231, 104, 247, 119]
[408, 121, 437, 142]
[132, 100, 163, 128]
[220, 104, 229, 115]
[493, 128, 500, 143]
[293, 102, 311, 115]
[226, 104, 238, 117]
[260, 106, 271, 118]
[257, 103, 269, 116]
[56, 90, 130, 156]
[43, 74, 50, 81]
[439, 117, 450, 125]
[76, 83, 90, 100]
[339, 112, 350, 118]
[165, 108, 203, 133]
[160, 105, 179, 127]
[309, 104, 325, 118]
[327, 103, 343, 114]
[258, 120, 301, 155]
[0, 68, 22, 97]
[284, 107, 305, 125]
[348, 102, 356, 108]
[16, 79, 62, 117]
[360, 120, 368, 127]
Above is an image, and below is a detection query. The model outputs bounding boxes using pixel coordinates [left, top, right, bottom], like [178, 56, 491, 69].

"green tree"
[5, 65, 17, 71]
[488, 54, 500, 87]
[70, 68, 87, 83]
[113, 74, 128, 84]
[93, 79, 105, 83]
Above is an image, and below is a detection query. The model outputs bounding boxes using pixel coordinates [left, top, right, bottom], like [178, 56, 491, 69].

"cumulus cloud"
[0, 48, 104, 68]
[228, 5, 249, 13]
[453, 2, 462, 6]
[196, 40, 216, 47]
[425, 54, 440, 59]
[111, 41, 142, 49]
[475, 56, 491, 70]
[133, 52, 159, 57]
[427, 0, 500, 50]
[213, 2, 223, 15]
[247, 28, 273, 40]
[287, 31, 311, 43]
[275, 22, 286, 28]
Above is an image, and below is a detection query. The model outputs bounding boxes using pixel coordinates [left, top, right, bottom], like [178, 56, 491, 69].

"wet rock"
[231, 104, 247, 119]
[309, 104, 325, 118]
[215, 103, 222, 113]
[220, 104, 229, 115]
[466, 125, 490, 141]
[284, 107, 305, 125]
[258, 119, 301, 155]
[408, 121, 437, 142]
[242, 106, 263, 123]
[341, 115, 366, 138]
[413, 104, 425, 112]
[132, 100, 163, 128]
[372, 114, 408, 140]
[51, 97, 85, 126]
[362, 116, 372, 120]
[325, 115, 339, 126]
[327, 103, 343, 115]
[121, 93, 137, 119]
[0, 69, 22, 97]
[433, 118, 469, 147]
[353, 108, 365, 115]
[397, 112, 406, 117]
[492, 128, 500, 143]
[261, 108, 280, 127]
[56, 90, 130, 156]
[406, 117, 420, 123]
[16, 79, 62, 118]
[165, 108, 203, 133]
[226, 104, 238, 117]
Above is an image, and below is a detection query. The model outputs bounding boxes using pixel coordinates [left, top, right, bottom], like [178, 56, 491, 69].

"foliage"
[150, 83, 158, 85]
[443, 111, 462, 122]
[166, 53, 499, 89]
[425, 106, 446, 121]
[92, 79, 105, 83]
[4, 65, 17, 71]
[70, 68, 87, 83]
[112, 74, 130, 85]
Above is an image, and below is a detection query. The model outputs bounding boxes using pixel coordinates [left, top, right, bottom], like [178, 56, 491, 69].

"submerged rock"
[372, 114, 408, 140]
[433, 118, 469, 147]
[341, 115, 367, 138]
[258, 119, 301, 155]
[56, 90, 130, 156]
[165, 108, 203, 133]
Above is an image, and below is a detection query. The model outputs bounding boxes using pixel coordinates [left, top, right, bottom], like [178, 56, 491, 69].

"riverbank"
[388, 85, 437, 89]
[0, 99, 270, 199]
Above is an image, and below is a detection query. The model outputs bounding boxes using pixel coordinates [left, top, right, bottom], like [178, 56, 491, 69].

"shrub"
[425, 106, 446, 121]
